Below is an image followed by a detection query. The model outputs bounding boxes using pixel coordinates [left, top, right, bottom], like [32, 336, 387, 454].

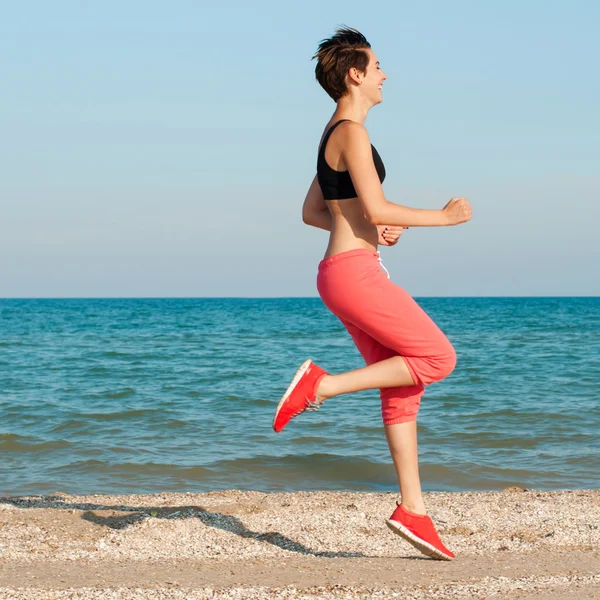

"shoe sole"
[272, 359, 313, 431]
[386, 519, 454, 561]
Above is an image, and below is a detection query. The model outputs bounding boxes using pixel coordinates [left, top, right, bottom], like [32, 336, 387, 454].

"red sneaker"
[386, 503, 455, 560]
[272, 360, 328, 433]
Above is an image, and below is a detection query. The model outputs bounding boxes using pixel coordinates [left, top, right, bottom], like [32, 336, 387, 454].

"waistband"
[318, 248, 378, 268]
[318, 248, 390, 278]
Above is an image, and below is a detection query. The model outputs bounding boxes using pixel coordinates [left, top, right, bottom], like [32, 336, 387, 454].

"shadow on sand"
[0, 495, 392, 559]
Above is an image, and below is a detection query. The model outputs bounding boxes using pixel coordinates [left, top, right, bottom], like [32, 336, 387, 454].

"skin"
[302, 47, 472, 516]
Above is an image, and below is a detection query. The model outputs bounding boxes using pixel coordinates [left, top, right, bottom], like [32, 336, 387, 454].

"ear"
[347, 67, 363, 86]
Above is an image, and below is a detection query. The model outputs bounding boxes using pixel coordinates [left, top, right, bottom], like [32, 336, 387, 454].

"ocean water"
[1, 297, 598, 496]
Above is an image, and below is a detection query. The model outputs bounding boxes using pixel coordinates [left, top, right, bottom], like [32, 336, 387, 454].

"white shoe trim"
[386, 518, 454, 561]
[272, 359, 313, 430]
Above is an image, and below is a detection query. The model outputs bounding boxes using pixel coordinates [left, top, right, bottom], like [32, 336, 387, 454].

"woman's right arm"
[342, 123, 472, 227]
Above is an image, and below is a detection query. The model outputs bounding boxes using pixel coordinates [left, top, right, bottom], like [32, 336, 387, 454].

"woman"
[272, 26, 472, 561]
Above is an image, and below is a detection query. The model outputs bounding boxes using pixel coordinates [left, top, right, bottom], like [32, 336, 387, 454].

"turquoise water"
[1, 297, 598, 496]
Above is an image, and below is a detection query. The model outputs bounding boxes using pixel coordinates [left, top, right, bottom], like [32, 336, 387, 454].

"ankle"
[316, 374, 333, 401]
[400, 501, 427, 516]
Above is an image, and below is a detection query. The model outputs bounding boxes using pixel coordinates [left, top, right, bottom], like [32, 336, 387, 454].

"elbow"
[301, 205, 310, 224]
[363, 199, 388, 225]
[303, 212, 318, 227]
[365, 209, 385, 226]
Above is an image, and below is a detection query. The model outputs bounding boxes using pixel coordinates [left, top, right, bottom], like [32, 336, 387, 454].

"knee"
[403, 345, 456, 387]
[435, 346, 457, 381]
[421, 345, 456, 384]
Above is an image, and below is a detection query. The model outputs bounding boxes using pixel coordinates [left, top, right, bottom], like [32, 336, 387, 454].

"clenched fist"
[378, 225, 407, 246]
[443, 197, 472, 226]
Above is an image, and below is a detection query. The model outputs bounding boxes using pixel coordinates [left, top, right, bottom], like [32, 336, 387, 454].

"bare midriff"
[323, 197, 379, 258]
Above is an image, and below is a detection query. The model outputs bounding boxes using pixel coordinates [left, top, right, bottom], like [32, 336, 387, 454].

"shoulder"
[337, 121, 371, 155]
[337, 121, 370, 145]
[337, 120, 367, 135]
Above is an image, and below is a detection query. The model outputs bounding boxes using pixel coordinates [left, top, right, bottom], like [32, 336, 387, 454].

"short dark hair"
[312, 26, 371, 102]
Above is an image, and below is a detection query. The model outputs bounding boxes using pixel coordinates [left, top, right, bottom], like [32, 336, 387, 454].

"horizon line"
[1, 295, 599, 300]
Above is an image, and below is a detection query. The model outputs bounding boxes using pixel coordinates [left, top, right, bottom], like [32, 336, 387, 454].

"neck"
[332, 94, 374, 124]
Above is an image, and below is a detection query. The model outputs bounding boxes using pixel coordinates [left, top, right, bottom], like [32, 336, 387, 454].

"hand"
[378, 225, 407, 246]
[442, 197, 472, 225]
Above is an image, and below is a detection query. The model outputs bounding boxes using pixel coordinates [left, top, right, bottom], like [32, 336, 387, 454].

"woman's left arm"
[302, 175, 332, 231]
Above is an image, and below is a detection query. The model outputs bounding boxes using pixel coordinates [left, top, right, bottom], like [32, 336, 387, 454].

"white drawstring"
[376, 251, 391, 279]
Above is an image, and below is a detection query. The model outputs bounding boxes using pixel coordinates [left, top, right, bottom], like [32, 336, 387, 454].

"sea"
[1, 297, 598, 496]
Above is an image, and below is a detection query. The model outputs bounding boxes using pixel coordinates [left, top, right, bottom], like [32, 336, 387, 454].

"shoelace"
[288, 396, 323, 419]
[305, 395, 324, 412]
[376, 251, 391, 279]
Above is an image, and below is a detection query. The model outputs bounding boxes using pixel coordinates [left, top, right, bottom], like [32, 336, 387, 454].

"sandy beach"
[0, 488, 598, 599]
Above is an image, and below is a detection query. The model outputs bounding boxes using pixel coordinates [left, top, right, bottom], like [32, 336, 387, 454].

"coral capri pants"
[317, 249, 456, 425]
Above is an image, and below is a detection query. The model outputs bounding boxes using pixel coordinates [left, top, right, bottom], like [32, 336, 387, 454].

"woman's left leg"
[316, 252, 456, 404]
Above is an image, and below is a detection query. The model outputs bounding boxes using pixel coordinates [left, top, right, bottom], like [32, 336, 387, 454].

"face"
[357, 48, 387, 104]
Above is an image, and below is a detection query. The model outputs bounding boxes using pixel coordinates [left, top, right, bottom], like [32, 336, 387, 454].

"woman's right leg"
[326, 315, 428, 514]
[385, 421, 427, 515]
[316, 250, 455, 516]
[310, 250, 456, 558]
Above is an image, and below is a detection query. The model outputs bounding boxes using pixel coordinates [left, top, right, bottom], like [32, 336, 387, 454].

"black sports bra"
[317, 119, 386, 200]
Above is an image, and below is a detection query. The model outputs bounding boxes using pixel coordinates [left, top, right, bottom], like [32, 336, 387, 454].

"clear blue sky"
[1, 1, 598, 297]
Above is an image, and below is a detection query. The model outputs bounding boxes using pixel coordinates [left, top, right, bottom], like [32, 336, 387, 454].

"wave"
[50, 459, 214, 478]
[76, 408, 163, 421]
[0, 434, 72, 452]
[208, 453, 396, 488]
[80, 388, 137, 400]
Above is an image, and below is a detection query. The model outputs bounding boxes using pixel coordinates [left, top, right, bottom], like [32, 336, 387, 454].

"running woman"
[272, 27, 472, 560]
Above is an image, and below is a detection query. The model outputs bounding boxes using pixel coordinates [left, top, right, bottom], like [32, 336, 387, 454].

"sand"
[0, 488, 598, 599]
